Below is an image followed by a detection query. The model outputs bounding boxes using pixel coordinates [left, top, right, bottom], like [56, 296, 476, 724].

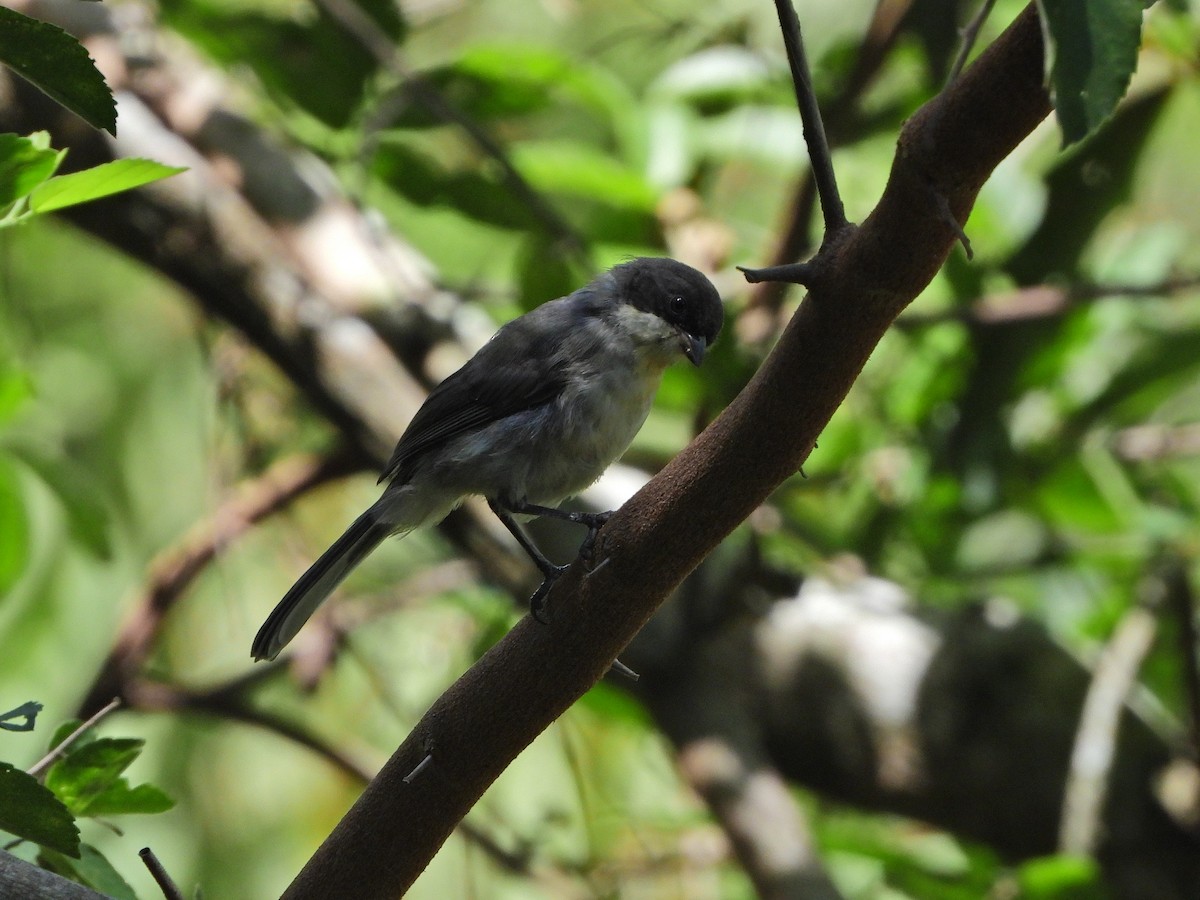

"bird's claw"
[529, 565, 567, 624]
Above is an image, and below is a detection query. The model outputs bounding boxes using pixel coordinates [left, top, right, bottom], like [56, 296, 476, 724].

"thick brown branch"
[281, 6, 1052, 897]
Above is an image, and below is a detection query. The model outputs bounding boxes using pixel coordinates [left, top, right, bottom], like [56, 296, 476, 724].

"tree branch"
[1060, 597, 1159, 855]
[78, 450, 365, 718]
[0, 851, 109, 900]
[281, 6, 1052, 896]
[740, 0, 910, 338]
[770, 0, 846, 236]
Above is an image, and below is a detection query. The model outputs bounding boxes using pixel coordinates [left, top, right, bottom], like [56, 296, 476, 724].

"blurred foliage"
[2, 0, 1200, 897]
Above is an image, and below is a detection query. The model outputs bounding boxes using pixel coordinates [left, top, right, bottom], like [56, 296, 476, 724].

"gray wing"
[378, 298, 584, 485]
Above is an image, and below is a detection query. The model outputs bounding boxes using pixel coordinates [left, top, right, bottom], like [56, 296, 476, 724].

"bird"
[251, 257, 723, 661]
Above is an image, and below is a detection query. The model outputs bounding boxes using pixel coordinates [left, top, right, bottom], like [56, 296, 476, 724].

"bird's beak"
[679, 331, 707, 366]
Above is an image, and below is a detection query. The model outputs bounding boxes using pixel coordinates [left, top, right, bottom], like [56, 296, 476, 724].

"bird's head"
[613, 258, 724, 366]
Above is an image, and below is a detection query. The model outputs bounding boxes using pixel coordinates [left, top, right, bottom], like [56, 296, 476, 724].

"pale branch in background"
[78, 450, 365, 718]
[1060, 597, 1160, 855]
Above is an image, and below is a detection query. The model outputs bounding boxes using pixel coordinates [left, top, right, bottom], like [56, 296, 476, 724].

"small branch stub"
[139, 847, 184, 900]
[737, 262, 817, 286]
[403, 752, 435, 785]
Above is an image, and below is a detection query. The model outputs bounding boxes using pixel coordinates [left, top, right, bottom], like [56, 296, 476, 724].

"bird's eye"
[670, 296, 685, 314]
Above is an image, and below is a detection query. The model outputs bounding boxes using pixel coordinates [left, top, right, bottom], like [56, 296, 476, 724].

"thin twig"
[78, 449, 365, 718]
[897, 274, 1200, 329]
[126, 677, 378, 783]
[121, 676, 537, 876]
[27, 698, 122, 778]
[1060, 594, 1160, 854]
[771, 0, 846, 235]
[139, 847, 184, 900]
[740, 0, 911, 345]
[946, 0, 999, 86]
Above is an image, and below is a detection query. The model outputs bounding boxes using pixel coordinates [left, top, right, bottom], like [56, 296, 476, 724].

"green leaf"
[1036, 0, 1145, 144]
[512, 140, 657, 211]
[45, 738, 141, 815]
[0, 763, 80, 857]
[0, 701, 42, 732]
[0, 360, 33, 426]
[45, 738, 174, 818]
[11, 449, 113, 558]
[1018, 853, 1103, 898]
[0, 8, 116, 135]
[30, 159, 187, 214]
[0, 459, 29, 594]
[80, 781, 174, 817]
[38, 844, 138, 900]
[0, 132, 65, 208]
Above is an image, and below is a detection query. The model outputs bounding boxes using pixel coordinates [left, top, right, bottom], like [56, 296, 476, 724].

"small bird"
[251, 257, 723, 661]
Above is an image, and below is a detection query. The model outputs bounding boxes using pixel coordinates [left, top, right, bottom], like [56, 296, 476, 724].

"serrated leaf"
[38, 845, 138, 900]
[0, 8, 116, 135]
[0, 763, 80, 856]
[1037, 0, 1145, 144]
[30, 159, 187, 214]
[0, 701, 42, 732]
[0, 132, 65, 208]
[45, 738, 143, 816]
[45, 737, 173, 818]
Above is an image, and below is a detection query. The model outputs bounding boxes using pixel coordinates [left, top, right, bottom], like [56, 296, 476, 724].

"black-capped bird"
[252, 257, 723, 661]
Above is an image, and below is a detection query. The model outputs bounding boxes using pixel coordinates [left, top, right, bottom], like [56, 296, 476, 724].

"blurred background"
[2, 0, 1200, 896]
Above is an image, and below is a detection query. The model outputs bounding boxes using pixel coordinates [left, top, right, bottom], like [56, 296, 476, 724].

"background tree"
[1, 0, 1199, 898]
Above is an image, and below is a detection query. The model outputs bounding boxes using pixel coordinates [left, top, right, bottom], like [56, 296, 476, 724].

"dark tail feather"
[251, 512, 390, 661]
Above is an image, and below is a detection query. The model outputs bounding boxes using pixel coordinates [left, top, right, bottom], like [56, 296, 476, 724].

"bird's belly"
[413, 363, 662, 509]
[522, 376, 654, 503]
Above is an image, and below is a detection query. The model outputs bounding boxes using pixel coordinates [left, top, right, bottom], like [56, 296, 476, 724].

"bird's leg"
[501, 499, 613, 562]
[487, 500, 566, 622]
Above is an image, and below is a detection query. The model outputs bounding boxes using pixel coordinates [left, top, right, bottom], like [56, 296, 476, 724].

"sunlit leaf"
[31, 159, 187, 214]
[0, 132, 65, 209]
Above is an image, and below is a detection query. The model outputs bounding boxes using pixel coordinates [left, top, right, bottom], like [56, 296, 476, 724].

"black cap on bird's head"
[614, 258, 724, 366]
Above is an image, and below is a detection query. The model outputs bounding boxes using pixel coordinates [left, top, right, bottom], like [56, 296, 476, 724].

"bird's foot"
[573, 511, 612, 562]
[529, 564, 567, 624]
